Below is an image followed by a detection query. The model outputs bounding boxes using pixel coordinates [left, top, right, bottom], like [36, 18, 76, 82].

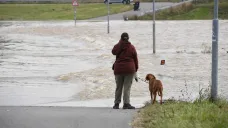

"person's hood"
[119, 40, 131, 50]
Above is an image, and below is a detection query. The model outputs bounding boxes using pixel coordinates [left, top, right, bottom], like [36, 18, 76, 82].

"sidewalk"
[0, 106, 137, 128]
[90, 2, 178, 20]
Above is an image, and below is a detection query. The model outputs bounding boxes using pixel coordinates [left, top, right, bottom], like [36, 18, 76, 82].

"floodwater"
[0, 21, 101, 106]
[0, 21, 228, 107]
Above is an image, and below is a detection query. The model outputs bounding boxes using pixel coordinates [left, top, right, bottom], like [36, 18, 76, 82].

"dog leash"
[137, 77, 149, 83]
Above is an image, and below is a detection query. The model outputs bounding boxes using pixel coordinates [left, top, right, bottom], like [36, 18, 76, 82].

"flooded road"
[0, 21, 228, 107]
[0, 21, 102, 106]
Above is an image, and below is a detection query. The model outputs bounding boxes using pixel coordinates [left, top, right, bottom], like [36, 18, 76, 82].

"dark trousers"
[114, 74, 134, 104]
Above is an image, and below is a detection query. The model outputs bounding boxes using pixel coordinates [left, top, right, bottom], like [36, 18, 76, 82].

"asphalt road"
[90, 2, 178, 20]
[0, 106, 138, 128]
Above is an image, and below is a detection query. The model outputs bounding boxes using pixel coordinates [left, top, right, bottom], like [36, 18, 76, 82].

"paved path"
[90, 2, 178, 20]
[0, 106, 137, 128]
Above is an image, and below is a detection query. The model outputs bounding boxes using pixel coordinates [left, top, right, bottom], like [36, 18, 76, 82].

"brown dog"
[145, 74, 163, 104]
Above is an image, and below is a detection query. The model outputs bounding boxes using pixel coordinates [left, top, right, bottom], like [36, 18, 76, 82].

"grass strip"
[0, 4, 132, 20]
[133, 99, 228, 128]
[128, 1, 228, 20]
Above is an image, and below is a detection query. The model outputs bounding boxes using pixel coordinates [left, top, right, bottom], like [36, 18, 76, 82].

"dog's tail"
[158, 89, 163, 97]
[158, 81, 163, 96]
[158, 91, 161, 96]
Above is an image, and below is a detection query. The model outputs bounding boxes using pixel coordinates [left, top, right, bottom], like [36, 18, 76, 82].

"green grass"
[0, 0, 182, 4]
[0, 4, 132, 20]
[160, 4, 213, 20]
[169, 6, 212, 20]
[168, 3, 228, 20]
[129, 1, 228, 20]
[132, 99, 228, 128]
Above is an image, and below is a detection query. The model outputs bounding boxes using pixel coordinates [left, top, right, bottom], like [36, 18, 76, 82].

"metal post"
[211, 0, 219, 101]
[107, 0, 110, 34]
[1, 40, 3, 56]
[153, 0, 156, 54]
[74, 6, 76, 26]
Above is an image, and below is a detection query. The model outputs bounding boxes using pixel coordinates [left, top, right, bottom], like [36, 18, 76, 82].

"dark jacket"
[112, 40, 138, 75]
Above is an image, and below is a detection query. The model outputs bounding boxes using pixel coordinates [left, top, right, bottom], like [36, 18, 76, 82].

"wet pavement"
[0, 106, 137, 128]
[90, 2, 179, 20]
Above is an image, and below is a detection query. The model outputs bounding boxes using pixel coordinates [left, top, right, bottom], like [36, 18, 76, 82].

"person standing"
[112, 32, 138, 109]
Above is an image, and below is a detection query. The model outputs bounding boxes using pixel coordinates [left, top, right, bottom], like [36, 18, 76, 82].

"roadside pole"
[1, 40, 3, 56]
[107, 0, 110, 34]
[72, 0, 79, 26]
[74, 6, 76, 26]
[211, 0, 219, 101]
[153, 0, 156, 54]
